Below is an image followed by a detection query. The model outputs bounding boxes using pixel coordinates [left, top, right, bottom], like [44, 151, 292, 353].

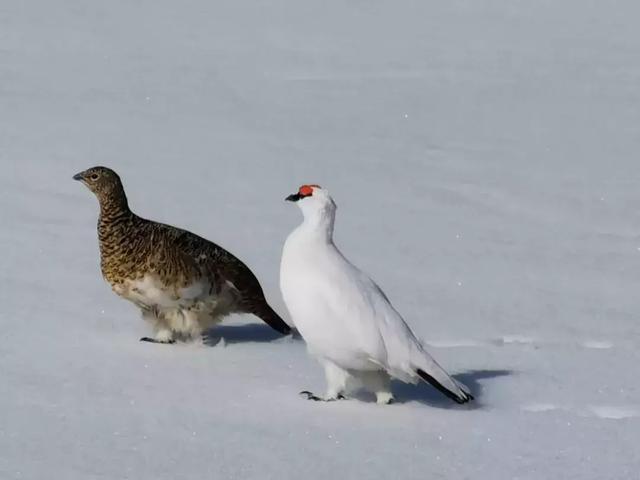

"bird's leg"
[322, 359, 351, 400]
[298, 360, 351, 401]
[358, 370, 395, 405]
[153, 328, 175, 343]
[140, 309, 175, 344]
[375, 392, 395, 405]
[140, 328, 175, 344]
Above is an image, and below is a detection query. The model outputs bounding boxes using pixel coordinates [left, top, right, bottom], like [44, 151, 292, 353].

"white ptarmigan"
[280, 184, 473, 405]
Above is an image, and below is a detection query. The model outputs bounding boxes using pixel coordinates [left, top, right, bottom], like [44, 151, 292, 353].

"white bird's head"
[285, 184, 337, 234]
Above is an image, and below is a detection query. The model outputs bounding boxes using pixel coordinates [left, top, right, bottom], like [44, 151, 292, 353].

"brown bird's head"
[73, 166, 125, 200]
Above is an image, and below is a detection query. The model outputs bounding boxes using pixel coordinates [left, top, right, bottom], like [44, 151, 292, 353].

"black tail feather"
[253, 303, 291, 335]
[417, 369, 474, 404]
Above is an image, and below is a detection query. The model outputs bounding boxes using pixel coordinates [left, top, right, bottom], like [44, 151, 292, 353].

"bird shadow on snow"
[390, 369, 514, 410]
[203, 323, 303, 346]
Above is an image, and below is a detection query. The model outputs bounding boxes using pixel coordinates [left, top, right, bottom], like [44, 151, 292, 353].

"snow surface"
[1, 1, 639, 479]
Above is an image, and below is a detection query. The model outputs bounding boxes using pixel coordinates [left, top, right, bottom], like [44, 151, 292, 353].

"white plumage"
[280, 185, 473, 404]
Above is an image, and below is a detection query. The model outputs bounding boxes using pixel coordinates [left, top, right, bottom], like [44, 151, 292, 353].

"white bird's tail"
[413, 348, 473, 404]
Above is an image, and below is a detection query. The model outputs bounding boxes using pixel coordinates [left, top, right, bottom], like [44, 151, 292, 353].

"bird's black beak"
[286, 193, 301, 202]
[72, 172, 84, 181]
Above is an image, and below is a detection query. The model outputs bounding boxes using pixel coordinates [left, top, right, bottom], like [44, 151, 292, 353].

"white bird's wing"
[326, 250, 473, 404]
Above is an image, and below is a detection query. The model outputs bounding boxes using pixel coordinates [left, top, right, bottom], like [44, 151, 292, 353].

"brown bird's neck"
[97, 186, 135, 235]
[96, 187, 141, 280]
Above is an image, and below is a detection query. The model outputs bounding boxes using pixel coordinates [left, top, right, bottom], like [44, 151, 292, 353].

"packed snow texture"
[1, 1, 639, 479]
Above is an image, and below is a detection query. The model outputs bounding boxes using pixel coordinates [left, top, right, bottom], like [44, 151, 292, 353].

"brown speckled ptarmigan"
[73, 166, 291, 344]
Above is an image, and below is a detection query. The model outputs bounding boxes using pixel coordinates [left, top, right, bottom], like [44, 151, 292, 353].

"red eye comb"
[299, 184, 321, 197]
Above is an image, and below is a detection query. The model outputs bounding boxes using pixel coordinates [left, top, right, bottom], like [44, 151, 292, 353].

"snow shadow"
[203, 323, 301, 346]
[392, 369, 513, 409]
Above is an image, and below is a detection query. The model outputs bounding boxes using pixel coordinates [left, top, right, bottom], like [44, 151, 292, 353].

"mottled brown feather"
[75, 166, 290, 338]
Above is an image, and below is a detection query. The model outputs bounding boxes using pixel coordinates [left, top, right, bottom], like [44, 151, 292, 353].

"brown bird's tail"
[251, 302, 291, 335]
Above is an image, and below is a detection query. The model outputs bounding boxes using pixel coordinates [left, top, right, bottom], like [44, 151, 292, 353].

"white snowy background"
[1, 1, 639, 479]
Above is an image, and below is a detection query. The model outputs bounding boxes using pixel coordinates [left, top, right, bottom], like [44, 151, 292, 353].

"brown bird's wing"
[140, 222, 204, 289]
[150, 223, 290, 334]
[214, 256, 291, 334]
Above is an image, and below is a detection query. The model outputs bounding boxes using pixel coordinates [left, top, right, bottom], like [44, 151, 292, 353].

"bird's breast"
[280, 242, 391, 370]
[114, 274, 208, 309]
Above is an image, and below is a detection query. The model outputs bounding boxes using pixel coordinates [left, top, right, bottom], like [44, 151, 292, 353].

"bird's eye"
[90, 174, 99, 180]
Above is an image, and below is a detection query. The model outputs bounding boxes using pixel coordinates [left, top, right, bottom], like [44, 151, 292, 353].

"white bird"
[280, 184, 473, 405]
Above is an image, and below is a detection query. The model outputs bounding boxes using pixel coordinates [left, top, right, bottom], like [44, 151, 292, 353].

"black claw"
[299, 391, 347, 402]
[140, 337, 175, 344]
[299, 391, 323, 401]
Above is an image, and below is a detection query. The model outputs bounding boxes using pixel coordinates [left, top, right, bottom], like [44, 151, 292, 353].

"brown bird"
[73, 166, 291, 344]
